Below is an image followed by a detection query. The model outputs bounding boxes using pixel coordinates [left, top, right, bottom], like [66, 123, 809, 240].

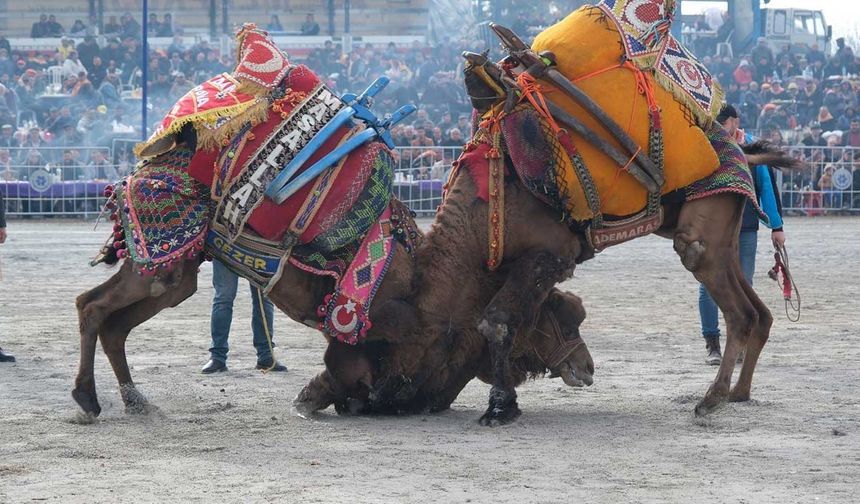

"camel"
[72, 142, 595, 420]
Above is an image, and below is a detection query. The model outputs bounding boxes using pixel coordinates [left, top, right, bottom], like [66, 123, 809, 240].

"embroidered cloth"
[596, 0, 722, 124]
[108, 146, 211, 274]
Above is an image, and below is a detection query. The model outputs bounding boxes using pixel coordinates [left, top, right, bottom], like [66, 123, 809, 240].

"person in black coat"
[0, 188, 13, 363]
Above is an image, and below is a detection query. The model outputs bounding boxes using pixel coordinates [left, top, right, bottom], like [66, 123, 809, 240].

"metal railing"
[2, 144, 858, 218]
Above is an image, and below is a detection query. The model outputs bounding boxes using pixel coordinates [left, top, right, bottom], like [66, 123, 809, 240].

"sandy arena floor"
[0, 217, 857, 503]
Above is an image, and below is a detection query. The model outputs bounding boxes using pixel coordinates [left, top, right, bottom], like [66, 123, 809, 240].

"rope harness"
[768, 243, 801, 322]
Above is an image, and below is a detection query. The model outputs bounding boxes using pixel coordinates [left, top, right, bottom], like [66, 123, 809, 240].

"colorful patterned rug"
[595, 0, 721, 125]
[319, 206, 396, 345]
[98, 146, 211, 274]
[687, 123, 767, 222]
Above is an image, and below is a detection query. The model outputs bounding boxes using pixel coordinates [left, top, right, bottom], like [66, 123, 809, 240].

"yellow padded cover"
[531, 6, 719, 217]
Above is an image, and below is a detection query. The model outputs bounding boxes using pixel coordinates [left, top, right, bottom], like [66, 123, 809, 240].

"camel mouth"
[558, 362, 594, 388]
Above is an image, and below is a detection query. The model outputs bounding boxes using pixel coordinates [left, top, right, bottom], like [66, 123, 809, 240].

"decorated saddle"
[455, 0, 760, 264]
[96, 24, 418, 345]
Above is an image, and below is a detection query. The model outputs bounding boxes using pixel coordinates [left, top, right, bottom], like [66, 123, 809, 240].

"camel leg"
[673, 194, 759, 416]
[729, 275, 773, 402]
[477, 250, 574, 426]
[73, 261, 193, 416]
[98, 261, 198, 414]
[73, 262, 155, 416]
[294, 341, 375, 416]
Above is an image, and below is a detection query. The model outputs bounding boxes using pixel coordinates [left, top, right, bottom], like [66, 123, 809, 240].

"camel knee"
[673, 236, 706, 272]
[478, 317, 510, 346]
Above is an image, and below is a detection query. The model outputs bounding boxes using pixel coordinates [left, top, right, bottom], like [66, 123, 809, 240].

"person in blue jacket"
[700, 104, 786, 365]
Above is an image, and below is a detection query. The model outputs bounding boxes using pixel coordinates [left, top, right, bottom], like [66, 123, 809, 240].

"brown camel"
[72, 142, 595, 420]
[410, 53, 800, 426]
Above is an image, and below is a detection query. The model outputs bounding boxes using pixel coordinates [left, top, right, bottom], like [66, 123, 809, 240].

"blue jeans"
[209, 260, 276, 363]
[698, 230, 757, 339]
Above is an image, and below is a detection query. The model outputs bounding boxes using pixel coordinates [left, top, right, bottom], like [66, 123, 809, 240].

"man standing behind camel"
[698, 104, 785, 365]
[0, 188, 14, 362]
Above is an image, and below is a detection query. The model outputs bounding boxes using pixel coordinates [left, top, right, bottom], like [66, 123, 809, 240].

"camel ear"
[136, 135, 178, 158]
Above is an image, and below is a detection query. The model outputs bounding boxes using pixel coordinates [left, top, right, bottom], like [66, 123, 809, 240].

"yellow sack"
[531, 5, 720, 217]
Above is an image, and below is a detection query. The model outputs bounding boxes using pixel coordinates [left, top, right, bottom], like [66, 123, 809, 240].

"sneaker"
[704, 336, 722, 366]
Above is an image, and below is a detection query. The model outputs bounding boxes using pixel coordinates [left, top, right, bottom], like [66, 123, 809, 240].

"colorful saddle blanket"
[529, 4, 722, 217]
[99, 24, 406, 345]
[458, 109, 760, 222]
[97, 146, 210, 273]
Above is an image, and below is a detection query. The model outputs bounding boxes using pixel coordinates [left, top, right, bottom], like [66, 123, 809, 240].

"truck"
[761, 7, 832, 55]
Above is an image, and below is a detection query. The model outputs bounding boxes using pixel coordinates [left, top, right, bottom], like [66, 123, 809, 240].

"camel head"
[462, 50, 507, 114]
[525, 290, 595, 388]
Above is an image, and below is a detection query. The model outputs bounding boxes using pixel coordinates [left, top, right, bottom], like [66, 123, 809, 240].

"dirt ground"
[0, 217, 857, 503]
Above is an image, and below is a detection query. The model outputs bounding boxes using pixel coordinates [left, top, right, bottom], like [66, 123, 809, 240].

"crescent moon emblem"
[241, 41, 284, 73]
[330, 304, 358, 333]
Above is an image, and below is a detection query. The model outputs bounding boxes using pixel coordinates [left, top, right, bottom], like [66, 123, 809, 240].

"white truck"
[761, 7, 832, 54]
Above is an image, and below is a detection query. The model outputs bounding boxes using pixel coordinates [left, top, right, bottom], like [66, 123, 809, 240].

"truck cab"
[762, 8, 831, 54]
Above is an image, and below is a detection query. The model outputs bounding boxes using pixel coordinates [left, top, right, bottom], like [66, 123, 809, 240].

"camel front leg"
[74, 262, 154, 417]
[477, 250, 574, 426]
[98, 259, 199, 414]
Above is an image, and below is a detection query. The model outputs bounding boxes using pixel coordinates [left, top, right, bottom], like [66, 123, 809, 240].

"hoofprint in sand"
[0, 218, 857, 503]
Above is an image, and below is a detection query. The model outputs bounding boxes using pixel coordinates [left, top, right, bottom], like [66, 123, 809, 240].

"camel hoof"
[120, 384, 157, 415]
[72, 387, 102, 418]
[334, 398, 366, 416]
[728, 388, 751, 403]
[478, 404, 522, 427]
[479, 386, 521, 427]
[694, 394, 725, 417]
[293, 385, 333, 418]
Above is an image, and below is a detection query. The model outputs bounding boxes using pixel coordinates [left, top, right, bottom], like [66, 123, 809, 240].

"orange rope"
[565, 61, 661, 210]
[516, 72, 561, 134]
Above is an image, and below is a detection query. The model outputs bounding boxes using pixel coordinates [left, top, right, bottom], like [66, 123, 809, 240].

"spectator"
[147, 12, 161, 36]
[31, 14, 49, 38]
[61, 51, 87, 79]
[76, 108, 105, 145]
[750, 37, 774, 79]
[0, 49, 14, 80]
[121, 13, 142, 41]
[46, 15, 64, 37]
[0, 148, 14, 180]
[835, 38, 856, 69]
[441, 127, 463, 147]
[300, 14, 320, 36]
[267, 15, 283, 32]
[103, 16, 122, 36]
[167, 35, 185, 56]
[77, 36, 101, 73]
[69, 20, 88, 37]
[85, 149, 116, 180]
[0, 124, 18, 148]
[801, 123, 825, 147]
[0, 84, 16, 126]
[99, 71, 121, 107]
[18, 127, 46, 161]
[807, 43, 826, 66]
[158, 14, 174, 37]
[842, 118, 860, 148]
[818, 105, 838, 132]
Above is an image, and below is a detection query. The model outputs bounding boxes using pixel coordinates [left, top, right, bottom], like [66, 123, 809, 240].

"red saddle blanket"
[185, 65, 390, 245]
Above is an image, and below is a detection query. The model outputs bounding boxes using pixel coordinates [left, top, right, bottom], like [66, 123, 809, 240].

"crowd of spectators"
[1, 9, 860, 211]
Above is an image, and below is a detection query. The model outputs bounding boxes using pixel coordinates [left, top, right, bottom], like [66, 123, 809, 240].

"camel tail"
[742, 141, 806, 170]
